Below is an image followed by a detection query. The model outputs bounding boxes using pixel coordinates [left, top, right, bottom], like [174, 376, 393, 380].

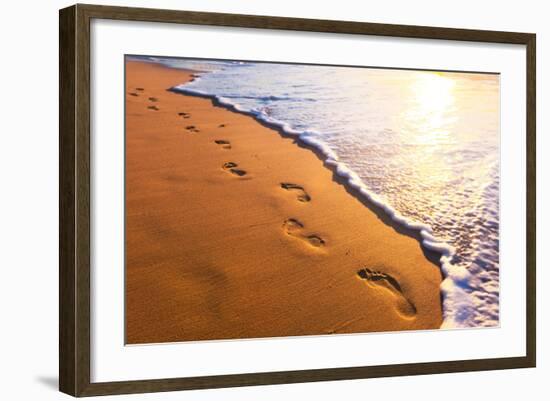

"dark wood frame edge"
[59, 3, 536, 397]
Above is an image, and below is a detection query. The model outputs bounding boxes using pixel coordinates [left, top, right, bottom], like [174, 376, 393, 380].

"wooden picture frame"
[59, 3, 536, 397]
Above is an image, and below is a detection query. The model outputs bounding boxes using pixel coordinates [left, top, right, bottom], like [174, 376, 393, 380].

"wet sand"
[125, 60, 443, 344]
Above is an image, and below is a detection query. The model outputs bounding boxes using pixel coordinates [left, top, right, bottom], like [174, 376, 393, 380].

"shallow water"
[141, 56, 500, 328]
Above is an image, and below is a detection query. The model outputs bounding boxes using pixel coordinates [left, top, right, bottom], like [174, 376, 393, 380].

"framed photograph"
[59, 4, 536, 397]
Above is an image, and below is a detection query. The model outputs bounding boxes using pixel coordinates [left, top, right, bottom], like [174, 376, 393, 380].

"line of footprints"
[129, 88, 321, 247]
[128, 87, 414, 315]
[190, 110, 324, 249]
[128, 87, 160, 111]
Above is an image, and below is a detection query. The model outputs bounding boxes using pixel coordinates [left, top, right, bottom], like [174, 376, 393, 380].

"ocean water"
[144, 56, 500, 329]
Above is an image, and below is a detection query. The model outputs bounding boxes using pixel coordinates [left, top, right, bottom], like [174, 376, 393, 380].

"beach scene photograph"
[125, 56, 500, 345]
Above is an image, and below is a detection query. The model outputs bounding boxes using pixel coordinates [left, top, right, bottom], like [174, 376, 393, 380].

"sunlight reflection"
[404, 72, 457, 145]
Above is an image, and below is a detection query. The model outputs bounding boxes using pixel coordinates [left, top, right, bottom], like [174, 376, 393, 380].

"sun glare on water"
[404, 72, 458, 146]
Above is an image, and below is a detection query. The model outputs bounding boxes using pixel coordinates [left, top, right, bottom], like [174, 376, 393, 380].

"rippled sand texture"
[125, 60, 443, 344]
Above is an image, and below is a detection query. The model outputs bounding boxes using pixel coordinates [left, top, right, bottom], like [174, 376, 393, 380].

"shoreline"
[169, 85, 445, 269]
[125, 60, 444, 344]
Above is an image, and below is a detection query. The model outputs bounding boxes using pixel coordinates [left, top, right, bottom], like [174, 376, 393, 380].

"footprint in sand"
[356, 268, 417, 318]
[128, 92, 139, 97]
[178, 112, 191, 119]
[185, 125, 200, 133]
[282, 218, 325, 248]
[147, 105, 159, 111]
[222, 162, 247, 177]
[215, 140, 232, 150]
[218, 124, 226, 128]
[280, 183, 311, 202]
[136, 87, 144, 91]
[148, 97, 159, 102]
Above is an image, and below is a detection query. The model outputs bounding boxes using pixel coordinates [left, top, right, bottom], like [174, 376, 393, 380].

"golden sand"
[125, 60, 443, 344]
